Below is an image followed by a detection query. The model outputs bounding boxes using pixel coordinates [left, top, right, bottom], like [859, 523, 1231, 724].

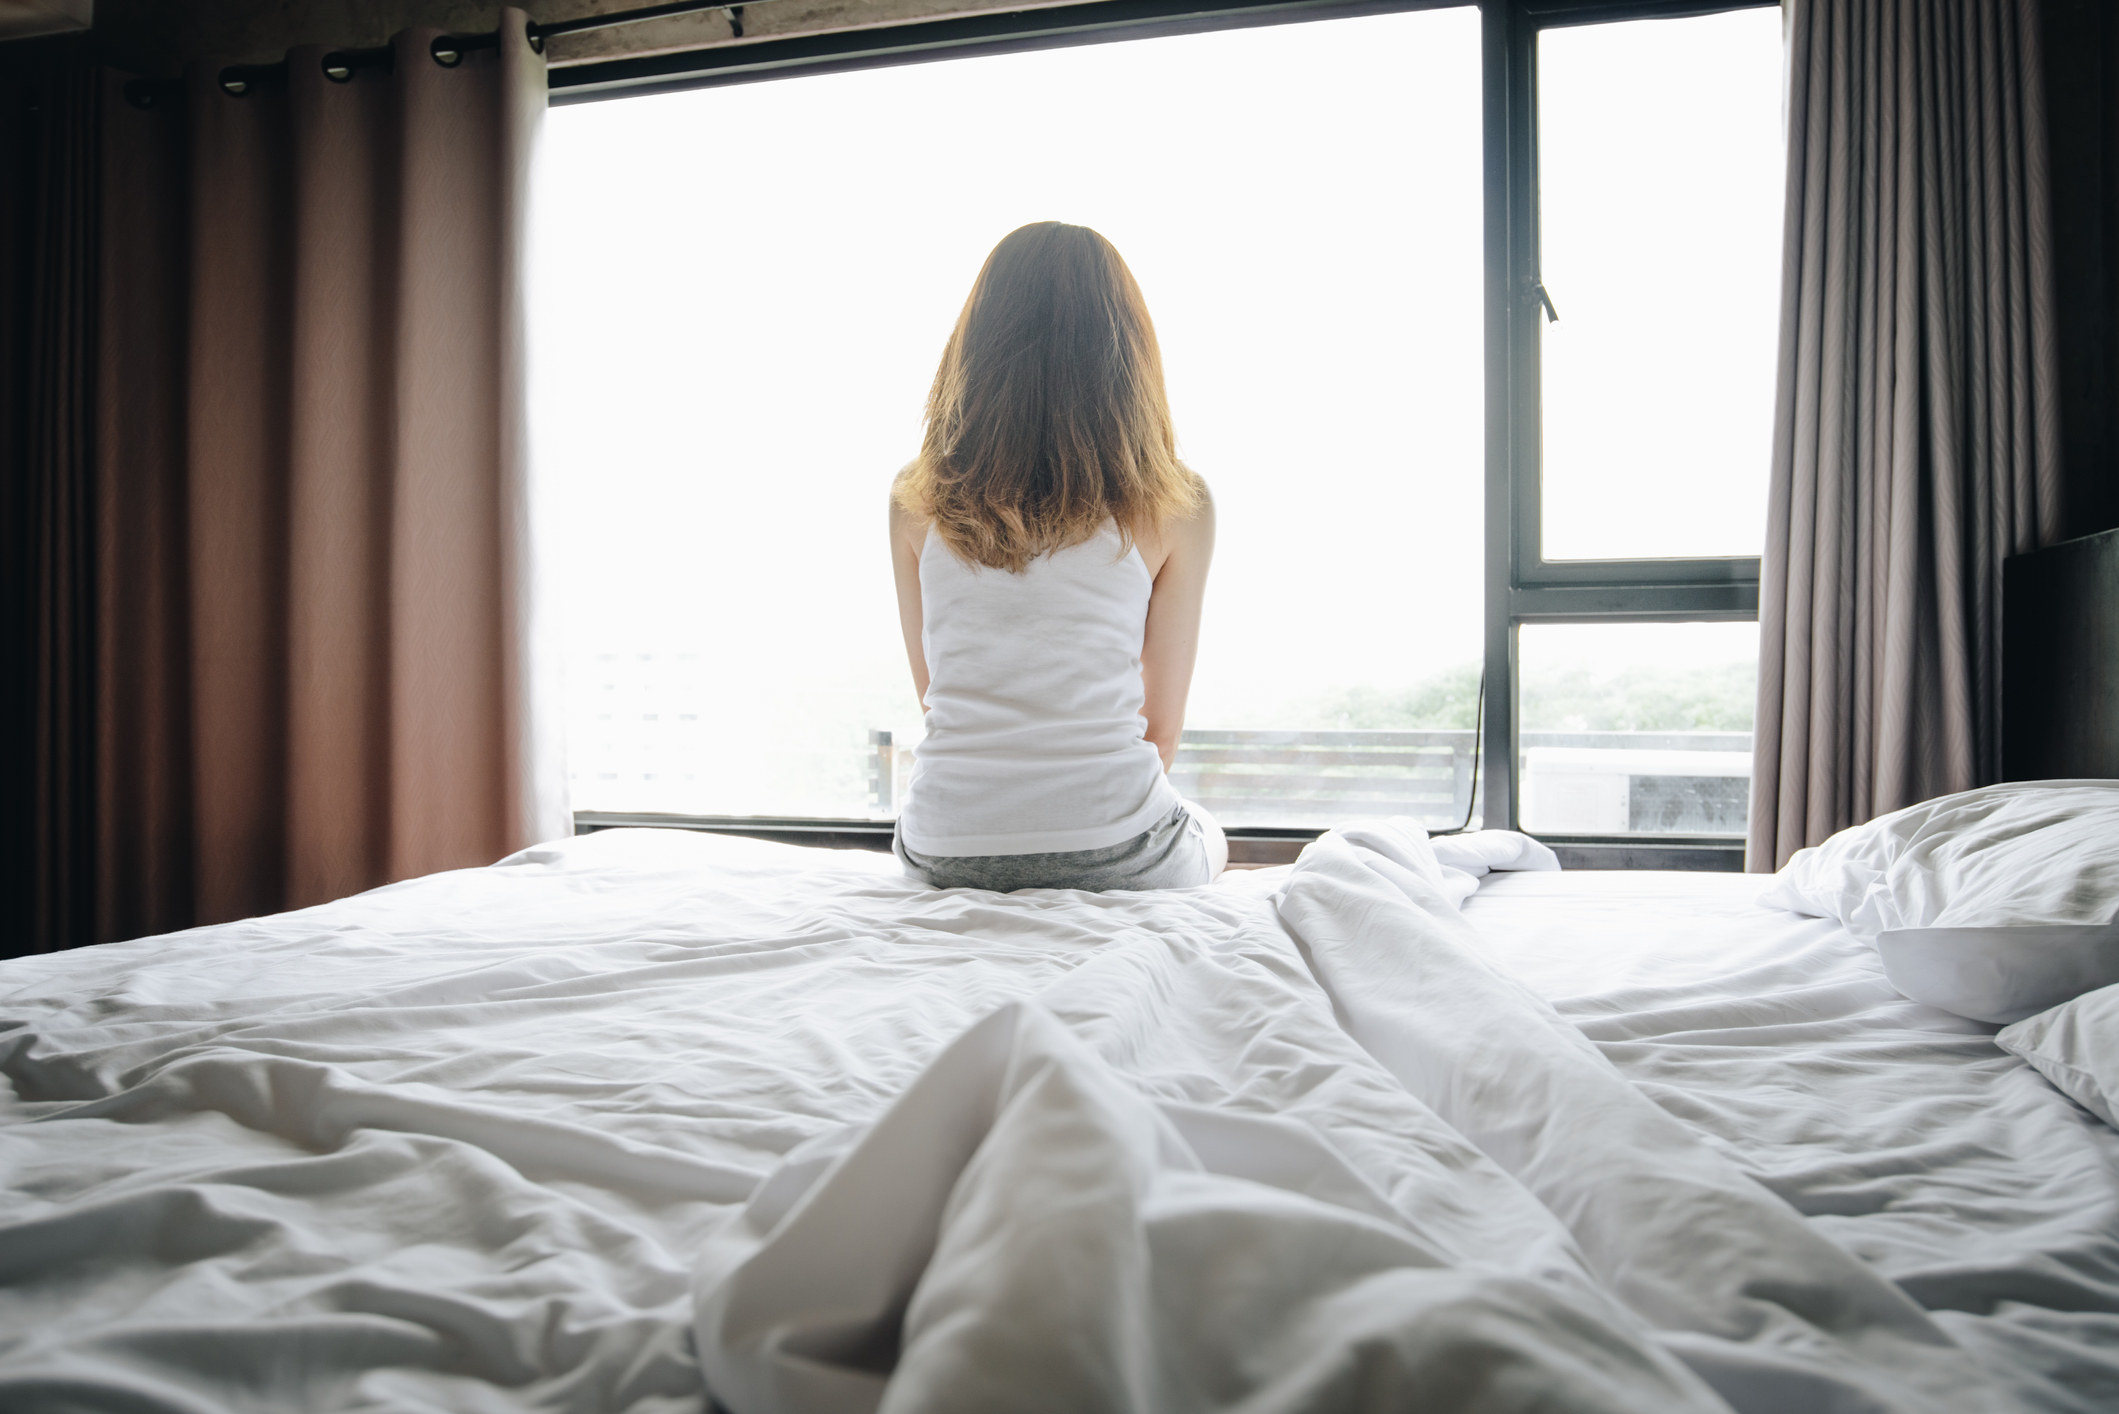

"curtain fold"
[96, 57, 192, 945]
[1749, 0, 2063, 872]
[1, 44, 102, 951]
[7, 11, 556, 954]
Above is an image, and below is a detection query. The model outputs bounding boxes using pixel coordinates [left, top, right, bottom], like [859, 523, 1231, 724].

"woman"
[889, 221, 1225, 891]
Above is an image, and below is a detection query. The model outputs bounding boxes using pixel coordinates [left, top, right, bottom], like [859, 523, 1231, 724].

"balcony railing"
[1171, 728, 1475, 827]
[871, 726, 1753, 835]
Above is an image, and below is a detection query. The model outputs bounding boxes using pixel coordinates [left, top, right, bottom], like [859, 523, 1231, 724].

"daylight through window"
[531, 0, 1786, 844]
[531, 8, 1485, 828]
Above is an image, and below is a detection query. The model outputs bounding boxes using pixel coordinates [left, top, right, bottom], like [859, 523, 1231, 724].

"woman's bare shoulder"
[1165, 476, 1215, 551]
[1182, 475, 1215, 525]
[1137, 475, 1212, 574]
[889, 470, 930, 547]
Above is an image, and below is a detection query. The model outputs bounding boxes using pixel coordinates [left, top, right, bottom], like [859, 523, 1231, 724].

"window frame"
[1483, 0, 1771, 865]
[556, 0, 1777, 866]
[547, 0, 1464, 105]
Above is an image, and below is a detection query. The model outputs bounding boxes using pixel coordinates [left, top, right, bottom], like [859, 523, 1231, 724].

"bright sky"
[1538, 9, 1785, 560]
[528, 4, 1783, 818]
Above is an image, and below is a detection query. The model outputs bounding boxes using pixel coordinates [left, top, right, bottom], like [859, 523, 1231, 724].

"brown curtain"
[2, 40, 102, 952]
[1749, 0, 2064, 871]
[5, 13, 557, 955]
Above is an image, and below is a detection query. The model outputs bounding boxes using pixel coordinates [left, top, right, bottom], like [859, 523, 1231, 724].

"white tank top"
[897, 521, 1181, 857]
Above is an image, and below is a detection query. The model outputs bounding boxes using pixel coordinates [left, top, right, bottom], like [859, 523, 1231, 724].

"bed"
[3, 820, 2116, 1412]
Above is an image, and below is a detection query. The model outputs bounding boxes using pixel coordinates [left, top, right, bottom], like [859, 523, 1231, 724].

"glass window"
[1517, 621, 1758, 836]
[531, 8, 1484, 826]
[1535, 7, 1784, 562]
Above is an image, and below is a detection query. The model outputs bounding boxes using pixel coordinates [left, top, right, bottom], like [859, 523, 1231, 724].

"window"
[533, 0, 1784, 855]
[1534, 10, 1783, 563]
[1489, 0, 1782, 848]
[1517, 621, 1759, 835]
[534, 8, 1484, 832]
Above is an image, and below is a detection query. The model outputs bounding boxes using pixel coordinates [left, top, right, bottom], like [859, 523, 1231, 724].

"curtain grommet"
[321, 47, 392, 83]
[431, 37, 464, 67]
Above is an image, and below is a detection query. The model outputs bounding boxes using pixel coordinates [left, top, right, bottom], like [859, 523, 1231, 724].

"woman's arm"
[1140, 485, 1215, 771]
[889, 493, 931, 709]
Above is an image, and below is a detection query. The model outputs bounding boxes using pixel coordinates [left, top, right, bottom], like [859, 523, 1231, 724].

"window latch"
[1529, 280, 1560, 323]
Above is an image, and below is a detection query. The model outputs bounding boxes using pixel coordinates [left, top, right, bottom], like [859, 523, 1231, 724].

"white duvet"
[0, 823, 2111, 1412]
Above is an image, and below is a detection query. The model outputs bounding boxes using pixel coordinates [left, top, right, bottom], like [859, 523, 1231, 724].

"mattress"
[0, 827, 2112, 1412]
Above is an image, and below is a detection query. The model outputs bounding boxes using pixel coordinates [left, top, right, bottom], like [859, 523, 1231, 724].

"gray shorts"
[894, 802, 1223, 893]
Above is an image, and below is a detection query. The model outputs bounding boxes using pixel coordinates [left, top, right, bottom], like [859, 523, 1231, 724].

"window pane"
[532, 9, 1485, 825]
[1536, 8, 1784, 561]
[1517, 622, 1757, 836]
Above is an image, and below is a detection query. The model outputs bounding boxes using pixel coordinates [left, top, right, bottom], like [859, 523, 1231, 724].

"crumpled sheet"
[693, 822, 1997, 1414]
[694, 1001, 1722, 1414]
[1460, 865, 2119, 1413]
[0, 822, 2040, 1412]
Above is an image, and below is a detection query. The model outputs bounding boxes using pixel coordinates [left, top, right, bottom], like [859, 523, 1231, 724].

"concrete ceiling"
[0, 0, 91, 42]
[86, 0, 1084, 76]
[534, 0, 1081, 68]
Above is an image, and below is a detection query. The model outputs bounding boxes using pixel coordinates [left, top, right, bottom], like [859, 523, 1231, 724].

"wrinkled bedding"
[1462, 866, 2119, 1411]
[0, 824, 2112, 1412]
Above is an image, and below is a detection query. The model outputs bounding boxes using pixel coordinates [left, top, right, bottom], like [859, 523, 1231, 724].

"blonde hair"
[893, 222, 1203, 573]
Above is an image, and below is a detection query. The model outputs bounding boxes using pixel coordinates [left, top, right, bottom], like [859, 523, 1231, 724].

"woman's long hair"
[894, 222, 1203, 573]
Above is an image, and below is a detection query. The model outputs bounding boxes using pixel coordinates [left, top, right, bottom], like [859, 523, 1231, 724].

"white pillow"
[1996, 983, 2119, 1128]
[1761, 780, 2119, 1023]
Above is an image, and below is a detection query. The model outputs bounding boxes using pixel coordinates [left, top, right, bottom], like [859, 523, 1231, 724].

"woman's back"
[897, 522, 1179, 858]
[886, 220, 1221, 889]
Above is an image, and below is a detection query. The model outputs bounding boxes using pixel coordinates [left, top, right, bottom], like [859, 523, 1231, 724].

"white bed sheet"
[1460, 870, 2119, 1411]
[0, 828, 2111, 1412]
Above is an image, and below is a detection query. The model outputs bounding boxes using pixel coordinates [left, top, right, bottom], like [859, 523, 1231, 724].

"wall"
[2044, 0, 2119, 542]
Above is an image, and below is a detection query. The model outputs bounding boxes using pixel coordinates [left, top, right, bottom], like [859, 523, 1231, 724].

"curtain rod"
[123, 1, 777, 109]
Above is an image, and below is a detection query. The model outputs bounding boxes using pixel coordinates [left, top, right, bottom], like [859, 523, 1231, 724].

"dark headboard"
[2004, 527, 2119, 780]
